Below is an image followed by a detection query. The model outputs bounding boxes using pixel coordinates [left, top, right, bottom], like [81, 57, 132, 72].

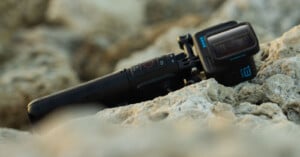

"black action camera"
[27, 21, 260, 123]
[193, 21, 259, 85]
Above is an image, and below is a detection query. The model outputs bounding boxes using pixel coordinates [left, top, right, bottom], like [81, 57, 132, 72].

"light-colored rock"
[263, 74, 298, 106]
[46, 0, 223, 40]
[203, 0, 300, 41]
[0, 1, 300, 156]
[13, 26, 82, 53]
[0, 0, 49, 42]
[115, 22, 300, 126]
[116, 0, 300, 70]
[234, 82, 267, 105]
[0, 128, 32, 142]
[96, 79, 235, 125]
[46, 0, 223, 77]
[12, 26, 117, 81]
[144, 0, 224, 24]
[235, 102, 287, 122]
[1, 24, 300, 157]
[47, 0, 145, 42]
[0, 41, 79, 128]
[0, 107, 299, 157]
[33, 117, 300, 157]
[115, 27, 193, 70]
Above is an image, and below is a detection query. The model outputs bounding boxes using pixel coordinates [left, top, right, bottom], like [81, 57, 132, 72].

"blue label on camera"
[199, 36, 207, 48]
[240, 65, 252, 78]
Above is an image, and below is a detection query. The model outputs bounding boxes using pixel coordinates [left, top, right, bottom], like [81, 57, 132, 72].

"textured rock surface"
[0, 107, 299, 157]
[46, 0, 223, 39]
[0, 128, 32, 142]
[116, 0, 300, 69]
[203, 0, 300, 41]
[145, 0, 224, 24]
[47, 0, 145, 41]
[115, 27, 192, 70]
[0, 38, 79, 128]
[115, 25, 300, 126]
[45, 0, 221, 80]
[0, 1, 300, 156]
[0, 0, 49, 42]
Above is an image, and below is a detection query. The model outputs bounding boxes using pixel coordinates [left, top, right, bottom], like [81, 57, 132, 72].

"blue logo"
[240, 65, 252, 78]
[199, 36, 207, 48]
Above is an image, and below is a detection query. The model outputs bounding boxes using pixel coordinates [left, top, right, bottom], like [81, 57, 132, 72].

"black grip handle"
[27, 53, 186, 123]
[28, 70, 133, 123]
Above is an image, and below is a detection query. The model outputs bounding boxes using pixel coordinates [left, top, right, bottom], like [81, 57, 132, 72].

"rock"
[263, 74, 297, 106]
[33, 117, 300, 157]
[0, 128, 45, 157]
[145, 0, 224, 24]
[0, 0, 49, 42]
[253, 25, 300, 122]
[114, 23, 300, 126]
[202, 0, 300, 42]
[115, 27, 193, 70]
[235, 102, 287, 122]
[0, 107, 299, 157]
[117, 0, 300, 68]
[11, 26, 123, 81]
[46, 0, 223, 39]
[94, 79, 236, 126]
[45, 0, 223, 79]
[257, 25, 300, 69]
[0, 128, 32, 142]
[116, 0, 300, 69]
[46, 0, 145, 42]
[1, 1, 300, 156]
[46, 0, 216, 80]
[112, 14, 203, 70]
[13, 26, 82, 53]
[236, 26, 300, 122]
[0, 40, 79, 129]
[234, 82, 267, 105]
[1, 24, 300, 156]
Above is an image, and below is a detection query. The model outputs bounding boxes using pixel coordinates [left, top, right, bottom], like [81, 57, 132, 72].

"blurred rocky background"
[0, 0, 300, 156]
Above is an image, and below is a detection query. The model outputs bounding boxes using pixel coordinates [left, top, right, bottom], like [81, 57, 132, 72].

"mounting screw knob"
[177, 34, 193, 50]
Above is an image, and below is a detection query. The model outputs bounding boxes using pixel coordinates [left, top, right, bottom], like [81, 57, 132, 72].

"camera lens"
[207, 25, 255, 60]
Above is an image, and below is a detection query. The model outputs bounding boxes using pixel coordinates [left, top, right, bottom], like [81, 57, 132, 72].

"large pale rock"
[145, 0, 224, 24]
[116, 23, 300, 124]
[46, 0, 220, 80]
[46, 0, 223, 39]
[0, 1, 300, 156]
[96, 79, 235, 125]
[203, 0, 300, 41]
[33, 118, 300, 157]
[11, 26, 117, 81]
[115, 27, 193, 70]
[116, 0, 300, 69]
[0, 128, 32, 142]
[47, 0, 145, 42]
[0, 104, 298, 157]
[0, 40, 79, 129]
[0, 77, 297, 157]
[1, 24, 300, 157]
[0, 0, 49, 42]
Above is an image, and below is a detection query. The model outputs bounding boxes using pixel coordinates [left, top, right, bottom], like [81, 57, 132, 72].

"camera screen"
[207, 25, 255, 59]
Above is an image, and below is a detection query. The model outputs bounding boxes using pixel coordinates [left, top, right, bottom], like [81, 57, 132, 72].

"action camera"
[28, 21, 260, 123]
[193, 21, 259, 85]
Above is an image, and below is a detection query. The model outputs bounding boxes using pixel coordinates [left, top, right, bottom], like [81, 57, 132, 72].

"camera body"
[27, 21, 260, 123]
[193, 21, 259, 85]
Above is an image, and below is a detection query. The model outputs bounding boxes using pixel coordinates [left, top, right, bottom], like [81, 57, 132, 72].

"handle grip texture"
[28, 70, 132, 123]
[27, 54, 185, 123]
